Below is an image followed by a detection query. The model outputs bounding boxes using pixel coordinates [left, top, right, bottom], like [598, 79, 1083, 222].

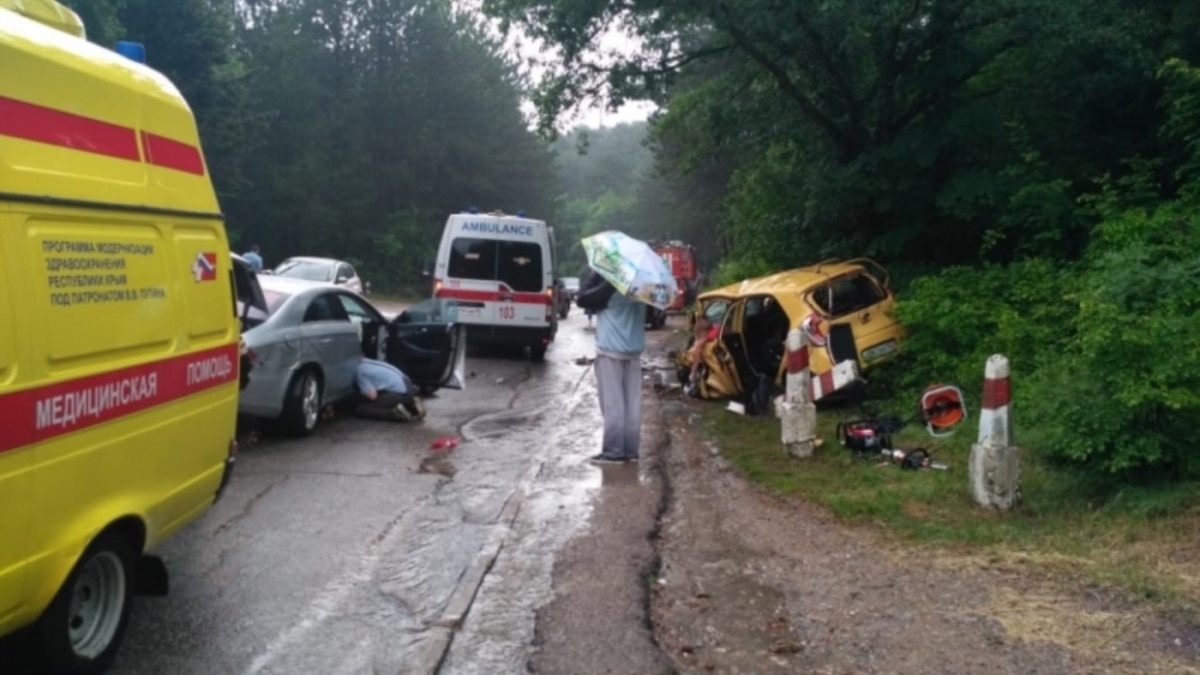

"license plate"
[862, 340, 897, 361]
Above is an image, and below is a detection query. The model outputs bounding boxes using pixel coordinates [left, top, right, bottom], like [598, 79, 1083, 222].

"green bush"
[890, 259, 1077, 403]
[705, 255, 777, 290]
[1032, 201, 1200, 477]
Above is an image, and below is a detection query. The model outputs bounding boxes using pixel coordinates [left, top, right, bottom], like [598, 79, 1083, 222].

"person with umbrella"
[580, 231, 678, 464]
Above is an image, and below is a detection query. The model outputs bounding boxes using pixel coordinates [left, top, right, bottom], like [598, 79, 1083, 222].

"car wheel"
[281, 369, 321, 437]
[35, 530, 136, 675]
[559, 302, 569, 320]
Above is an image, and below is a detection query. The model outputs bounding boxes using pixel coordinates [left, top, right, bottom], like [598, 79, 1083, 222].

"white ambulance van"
[432, 211, 559, 360]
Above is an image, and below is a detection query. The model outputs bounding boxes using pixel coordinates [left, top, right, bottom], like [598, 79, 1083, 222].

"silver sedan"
[239, 276, 465, 436]
[272, 256, 366, 294]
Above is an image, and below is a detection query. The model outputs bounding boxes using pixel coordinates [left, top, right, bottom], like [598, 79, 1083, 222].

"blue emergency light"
[467, 206, 479, 214]
[115, 41, 147, 64]
[517, 210, 526, 217]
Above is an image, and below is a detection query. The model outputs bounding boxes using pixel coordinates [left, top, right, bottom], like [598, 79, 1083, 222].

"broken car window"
[812, 275, 886, 317]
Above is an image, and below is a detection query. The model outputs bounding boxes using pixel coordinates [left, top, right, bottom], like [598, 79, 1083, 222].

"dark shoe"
[589, 454, 626, 465]
[393, 403, 414, 422]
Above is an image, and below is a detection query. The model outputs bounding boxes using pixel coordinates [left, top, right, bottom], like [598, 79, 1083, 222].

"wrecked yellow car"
[678, 259, 904, 409]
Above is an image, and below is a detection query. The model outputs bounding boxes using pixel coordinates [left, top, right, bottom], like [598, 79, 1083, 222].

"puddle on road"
[462, 408, 549, 439]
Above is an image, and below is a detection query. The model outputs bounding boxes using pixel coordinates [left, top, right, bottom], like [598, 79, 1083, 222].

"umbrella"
[581, 230, 679, 309]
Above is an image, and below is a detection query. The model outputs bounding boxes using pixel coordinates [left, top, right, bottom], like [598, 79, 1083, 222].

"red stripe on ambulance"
[435, 287, 552, 305]
[141, 130, 206, 176]
[0, 96, 205, 175]
[0, 343, 239, 455]
[0, 95, 139, 161]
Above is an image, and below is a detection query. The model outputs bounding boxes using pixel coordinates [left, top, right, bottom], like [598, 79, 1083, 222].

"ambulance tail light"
[433, 279, 443, 296]
[545, 288, 554, 321]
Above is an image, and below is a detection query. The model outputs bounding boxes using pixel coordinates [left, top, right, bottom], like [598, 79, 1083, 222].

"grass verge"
[701, 401, 1200, 617]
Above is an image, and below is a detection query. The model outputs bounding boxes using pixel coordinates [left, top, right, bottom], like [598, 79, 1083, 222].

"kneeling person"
[354, 356, 426, 422]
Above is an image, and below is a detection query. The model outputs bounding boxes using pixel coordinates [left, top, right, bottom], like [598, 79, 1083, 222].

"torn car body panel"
[682, 259, 904, 403]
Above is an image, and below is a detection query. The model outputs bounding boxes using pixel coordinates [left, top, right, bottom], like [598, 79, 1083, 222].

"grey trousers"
[594, 354, 642, 459]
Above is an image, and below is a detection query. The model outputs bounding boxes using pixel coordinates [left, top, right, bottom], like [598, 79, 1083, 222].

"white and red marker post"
[810, 360, 861, 401]
[780, 315, 821, 458]
[968, 354, 1021, 509]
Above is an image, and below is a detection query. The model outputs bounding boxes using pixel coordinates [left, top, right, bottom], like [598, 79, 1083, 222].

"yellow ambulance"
[0, 2, 240, 672]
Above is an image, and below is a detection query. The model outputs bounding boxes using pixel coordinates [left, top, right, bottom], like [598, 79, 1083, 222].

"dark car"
[554, 278, 571, 319]
[645, 304, 667, 330]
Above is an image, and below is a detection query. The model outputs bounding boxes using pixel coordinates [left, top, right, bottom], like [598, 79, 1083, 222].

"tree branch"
[719, 21, 857, 157]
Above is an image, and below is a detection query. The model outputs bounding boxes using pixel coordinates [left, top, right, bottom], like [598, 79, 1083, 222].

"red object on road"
[430, 436, 459, 451]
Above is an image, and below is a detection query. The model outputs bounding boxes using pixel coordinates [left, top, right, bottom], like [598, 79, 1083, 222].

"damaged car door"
[385, 298, 466, 395]
[702, 298, 749, 400]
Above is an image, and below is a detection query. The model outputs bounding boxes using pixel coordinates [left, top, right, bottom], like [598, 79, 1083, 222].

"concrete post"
[780, 328, 817, 458]
[968, 354, 1021, 509]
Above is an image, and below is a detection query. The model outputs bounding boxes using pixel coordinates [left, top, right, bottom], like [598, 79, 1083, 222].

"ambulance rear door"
[443, 235, 500, 326]
[443, 232, 550, 329]
[494, 236, 551, 329]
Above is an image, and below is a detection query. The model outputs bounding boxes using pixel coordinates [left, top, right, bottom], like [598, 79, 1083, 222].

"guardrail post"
[968, 354, 1021, 509]
[781, 328, 817, 458]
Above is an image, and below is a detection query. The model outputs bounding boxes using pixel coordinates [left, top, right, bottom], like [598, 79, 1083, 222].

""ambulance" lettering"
[186, 355, 233, 386]
[461, 221, 534, 236]
[35, 374, 159, 430]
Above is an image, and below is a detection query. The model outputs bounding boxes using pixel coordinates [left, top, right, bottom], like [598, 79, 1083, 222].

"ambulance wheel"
[35, 530, 136, 675]
[530, 345, 547, 362]
[281, 369, 322, 437]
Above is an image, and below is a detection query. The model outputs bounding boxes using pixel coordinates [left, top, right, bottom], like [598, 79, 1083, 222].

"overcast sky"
[461, 1, 657, 130]
[548, 99, 657, 129]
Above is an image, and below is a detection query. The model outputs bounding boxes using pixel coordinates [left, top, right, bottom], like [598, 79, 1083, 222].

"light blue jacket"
[595, 292, 645, 357]
[355, 358, 409, 396]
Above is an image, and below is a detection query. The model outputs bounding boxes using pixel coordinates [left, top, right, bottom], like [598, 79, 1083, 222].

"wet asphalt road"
[3, 309, 634, 675]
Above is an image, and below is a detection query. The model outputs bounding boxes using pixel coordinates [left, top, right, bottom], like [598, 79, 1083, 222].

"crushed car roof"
[697, 259, 876, 300]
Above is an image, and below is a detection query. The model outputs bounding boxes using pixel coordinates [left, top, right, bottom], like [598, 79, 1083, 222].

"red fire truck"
[650, 240, 699, 312]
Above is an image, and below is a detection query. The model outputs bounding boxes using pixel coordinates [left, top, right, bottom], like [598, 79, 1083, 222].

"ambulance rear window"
[448, 237, 544, 292]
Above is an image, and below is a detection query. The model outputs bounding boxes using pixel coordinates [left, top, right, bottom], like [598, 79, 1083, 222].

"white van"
[432, 211, 559, 359]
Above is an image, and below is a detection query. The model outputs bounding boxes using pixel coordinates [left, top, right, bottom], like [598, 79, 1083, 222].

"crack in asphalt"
[213, 479, 283, 534]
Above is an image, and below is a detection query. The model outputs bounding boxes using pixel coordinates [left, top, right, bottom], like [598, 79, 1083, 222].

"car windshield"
[703, 299, 730, 325]
[274, 259, 334, 282]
